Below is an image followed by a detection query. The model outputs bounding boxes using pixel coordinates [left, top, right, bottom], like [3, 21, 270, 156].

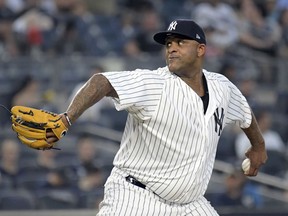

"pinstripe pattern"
[98, 67, 251, 215]
[97, 167, 218, 216]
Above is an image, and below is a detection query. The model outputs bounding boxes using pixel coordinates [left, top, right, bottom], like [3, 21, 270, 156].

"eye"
[178, 40, 184, 45]
[165, 41, 172, 48]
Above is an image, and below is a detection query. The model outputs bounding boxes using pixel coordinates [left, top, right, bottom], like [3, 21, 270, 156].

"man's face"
[165, 36, 205, 76]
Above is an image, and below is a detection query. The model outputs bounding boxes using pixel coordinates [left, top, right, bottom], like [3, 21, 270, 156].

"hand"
[245, 146, 268, 176]
[46, 130, 59, 145]
[46, 114, 70, 145]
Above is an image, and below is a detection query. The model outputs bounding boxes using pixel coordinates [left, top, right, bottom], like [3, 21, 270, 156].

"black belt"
[125, 175, 146, 189]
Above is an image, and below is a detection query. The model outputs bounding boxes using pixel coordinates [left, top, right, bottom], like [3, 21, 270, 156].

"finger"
[46, 136, 58, 144]
[247, 167, 258, 176]
[46, 131, 55, 138]
[244, 150, 251, 158]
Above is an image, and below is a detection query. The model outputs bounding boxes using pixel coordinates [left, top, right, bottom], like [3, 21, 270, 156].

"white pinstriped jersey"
[102, 67, 252, 204]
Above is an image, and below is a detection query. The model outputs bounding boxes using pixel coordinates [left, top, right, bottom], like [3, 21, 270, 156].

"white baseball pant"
[97, 168, 219, 216]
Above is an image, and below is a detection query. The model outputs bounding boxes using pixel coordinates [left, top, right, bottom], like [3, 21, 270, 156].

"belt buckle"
[127, 176, 135, 184]
[125, 175, 146, 189]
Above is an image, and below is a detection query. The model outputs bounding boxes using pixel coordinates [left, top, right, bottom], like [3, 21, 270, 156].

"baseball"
[241, 158, 251, 173]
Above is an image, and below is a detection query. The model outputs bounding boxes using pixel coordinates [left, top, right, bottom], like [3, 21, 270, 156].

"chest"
[154, 77, 228, 136]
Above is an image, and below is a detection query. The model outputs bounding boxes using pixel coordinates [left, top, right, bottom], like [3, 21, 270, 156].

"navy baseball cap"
[153, 19, 206, 45]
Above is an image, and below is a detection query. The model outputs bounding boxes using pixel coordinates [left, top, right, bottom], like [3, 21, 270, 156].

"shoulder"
[204, 69, 240, 93]
[204, 69, 231, 84]
[102, 67, 172, 84]
[126, 67, 171, 77]
[102, 67, 163, 78]
[136, 66, 171, 75]
[133, 67, 172, 82]
[103, 67, 170, 89]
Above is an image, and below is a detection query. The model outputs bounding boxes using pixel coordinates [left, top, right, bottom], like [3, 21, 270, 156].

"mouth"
[168, 54, 178, 59]
[168, 56, 179, 63]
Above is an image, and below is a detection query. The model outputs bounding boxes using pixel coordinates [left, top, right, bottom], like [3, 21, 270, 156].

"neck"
[173, 66, 202, 78]
[175, 71, 205, 96]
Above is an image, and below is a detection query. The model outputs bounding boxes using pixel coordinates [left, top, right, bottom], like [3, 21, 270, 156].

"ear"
[197, 44, 206, 57]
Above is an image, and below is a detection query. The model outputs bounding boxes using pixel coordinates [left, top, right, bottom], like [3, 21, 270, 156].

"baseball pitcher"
[11, 19, 267, 215]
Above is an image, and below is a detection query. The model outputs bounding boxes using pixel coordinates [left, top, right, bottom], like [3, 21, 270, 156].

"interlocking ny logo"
[214, 108, 224, 136]
[168, 21, 177, 31]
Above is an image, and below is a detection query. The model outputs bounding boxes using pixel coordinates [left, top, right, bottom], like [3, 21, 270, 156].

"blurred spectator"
[276, 7, 288, 114]
[116, 9, 138, 56]
[40, 0, 57, 14]
[119, 0, 155, 12]
[277, 8, 288, 58]
[36, 167, 79, 209]
[9, 75, 57, 113]
[11, 75, 43, 107]
[193, 0, 240, 57]
[135, 8, 162, 53]
[12, 0, 55, 56]
[0, 138, 21, 189]
[218, 59, 238, 84]
[40, 167, 72, 189]
[72, 0, 104, 55]
[276, 0, 288, 9]
[6, 0, 24, 13]
[36, 150, 57, 171]
[234, 0, 280, 83]
[0, 0, 16, 20]
[124, 7, 163, 57]
[237, 76, 259, 110]
[235, 109, 287, 176]
[74, 135, 100, 177]
[78, 166, 103, 192]
[0, 0, 18, 57]
[46, 0, 84, 56]
[216, 125, 240, 163]
[72, 135, 111, 208]
[77, 165, 104, 208]
[16, 148, 58, 191]
[118, 9, 136, 38]
[237, 0, 281, 57]
[84, 0, 117, 16]
[50, 0, 118, 56]
[74, 135, 115, 178]
[210, 169, 263, 208]
[254, 0, 279, 22]
[160, 0, 192, 26]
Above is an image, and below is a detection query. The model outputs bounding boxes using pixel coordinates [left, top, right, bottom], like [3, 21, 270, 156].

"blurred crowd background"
[0, 0, 288, 214]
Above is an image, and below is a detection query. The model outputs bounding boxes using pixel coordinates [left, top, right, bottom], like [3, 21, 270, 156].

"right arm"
[47, 74, 117, 144]
[66, 74, 118, 123]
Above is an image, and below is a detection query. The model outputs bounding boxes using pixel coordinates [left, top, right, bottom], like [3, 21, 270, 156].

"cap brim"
[153, 31, 193, 45]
